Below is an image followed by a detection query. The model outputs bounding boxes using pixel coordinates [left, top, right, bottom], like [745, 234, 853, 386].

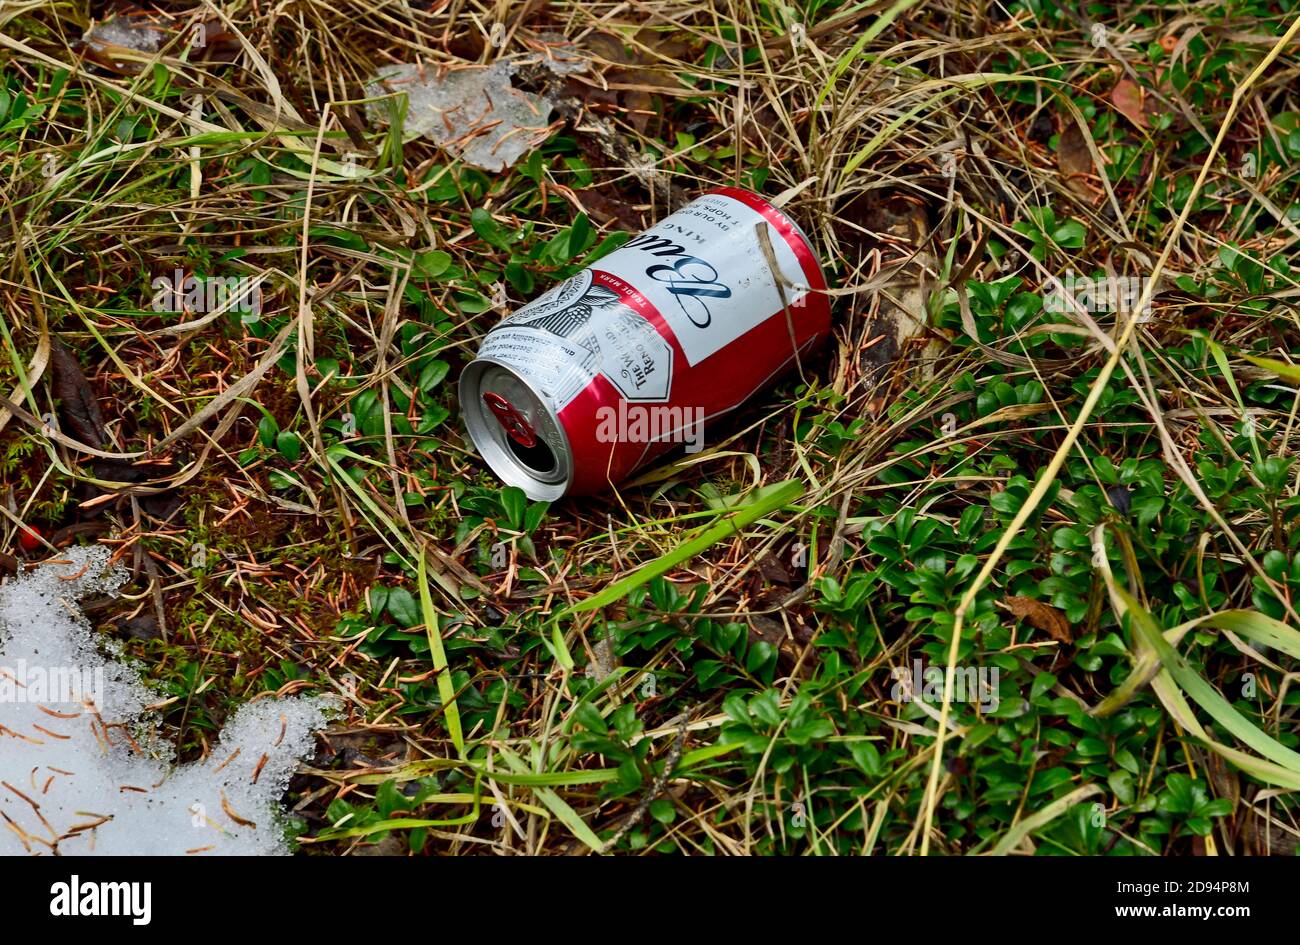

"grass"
[2, 0, 1300, 855]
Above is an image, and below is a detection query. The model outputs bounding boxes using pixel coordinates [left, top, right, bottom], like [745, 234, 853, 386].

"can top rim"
[459, 357, 573, 502]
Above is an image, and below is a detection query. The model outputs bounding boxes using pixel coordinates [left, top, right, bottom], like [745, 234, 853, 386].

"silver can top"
[459, 358, 572, 501]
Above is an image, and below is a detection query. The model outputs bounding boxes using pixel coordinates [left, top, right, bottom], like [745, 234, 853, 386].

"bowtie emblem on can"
[460, 186, 831, 500]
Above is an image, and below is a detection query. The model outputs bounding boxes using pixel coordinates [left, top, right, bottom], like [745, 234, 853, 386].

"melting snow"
[525, 34, 590, 75]
[82, 16, 167, 54]
[0, 547, 335, 856]
[366, 60, 557, 172]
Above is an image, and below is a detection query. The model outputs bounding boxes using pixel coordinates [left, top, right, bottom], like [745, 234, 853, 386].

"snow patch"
[366, 60, 557, 172]
[82, 17, 167, 54]
[525, 34, 590, 75]
[0, 547, 335, 856]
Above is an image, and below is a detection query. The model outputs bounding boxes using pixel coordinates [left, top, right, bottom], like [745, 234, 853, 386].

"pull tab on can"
[482, 392, 538, 448]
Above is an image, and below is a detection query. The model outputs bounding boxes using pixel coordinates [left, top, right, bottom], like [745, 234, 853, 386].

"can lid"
[460, 358, 572, 501]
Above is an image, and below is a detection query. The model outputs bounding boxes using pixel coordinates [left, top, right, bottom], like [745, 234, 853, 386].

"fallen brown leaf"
[1002, 596, 1072, 643]
[1056, 119, 1097, 200]
[1057, 119, 1094, 179]
[1110, 79, 1149, 129]
[50, 341, 107, 450]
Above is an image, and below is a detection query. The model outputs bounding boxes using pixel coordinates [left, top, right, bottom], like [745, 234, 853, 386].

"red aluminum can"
[460, 186, 830, 499]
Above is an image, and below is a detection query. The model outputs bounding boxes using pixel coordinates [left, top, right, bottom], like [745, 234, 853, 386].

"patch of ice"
[366, 60, 556, 172]
[83, 17, 167, 54]
[0, 547, 336, 856]
[526, 34, 590, 75]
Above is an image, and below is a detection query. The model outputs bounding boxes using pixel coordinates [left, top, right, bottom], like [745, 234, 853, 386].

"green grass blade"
[419, 549, 464, 757]
[496, 745, 605, 852]
[474, 767, 618, 787]
[988, 784, 1102, 856]
[1121, 586, 1300, 773]
[564, 479, 805, 615]
[1199, 609, 1300, 661]
[1241, 352, 1300, 385]
[1200, 739, 1300, 790]
[1205, 338, 1261, 463]
[813, 0, 924, 109]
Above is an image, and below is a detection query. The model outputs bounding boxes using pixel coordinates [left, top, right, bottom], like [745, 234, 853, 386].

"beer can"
[460, 186, 830, 500]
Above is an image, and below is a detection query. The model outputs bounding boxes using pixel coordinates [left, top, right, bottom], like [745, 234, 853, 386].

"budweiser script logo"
[623, 231, 731, 328]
